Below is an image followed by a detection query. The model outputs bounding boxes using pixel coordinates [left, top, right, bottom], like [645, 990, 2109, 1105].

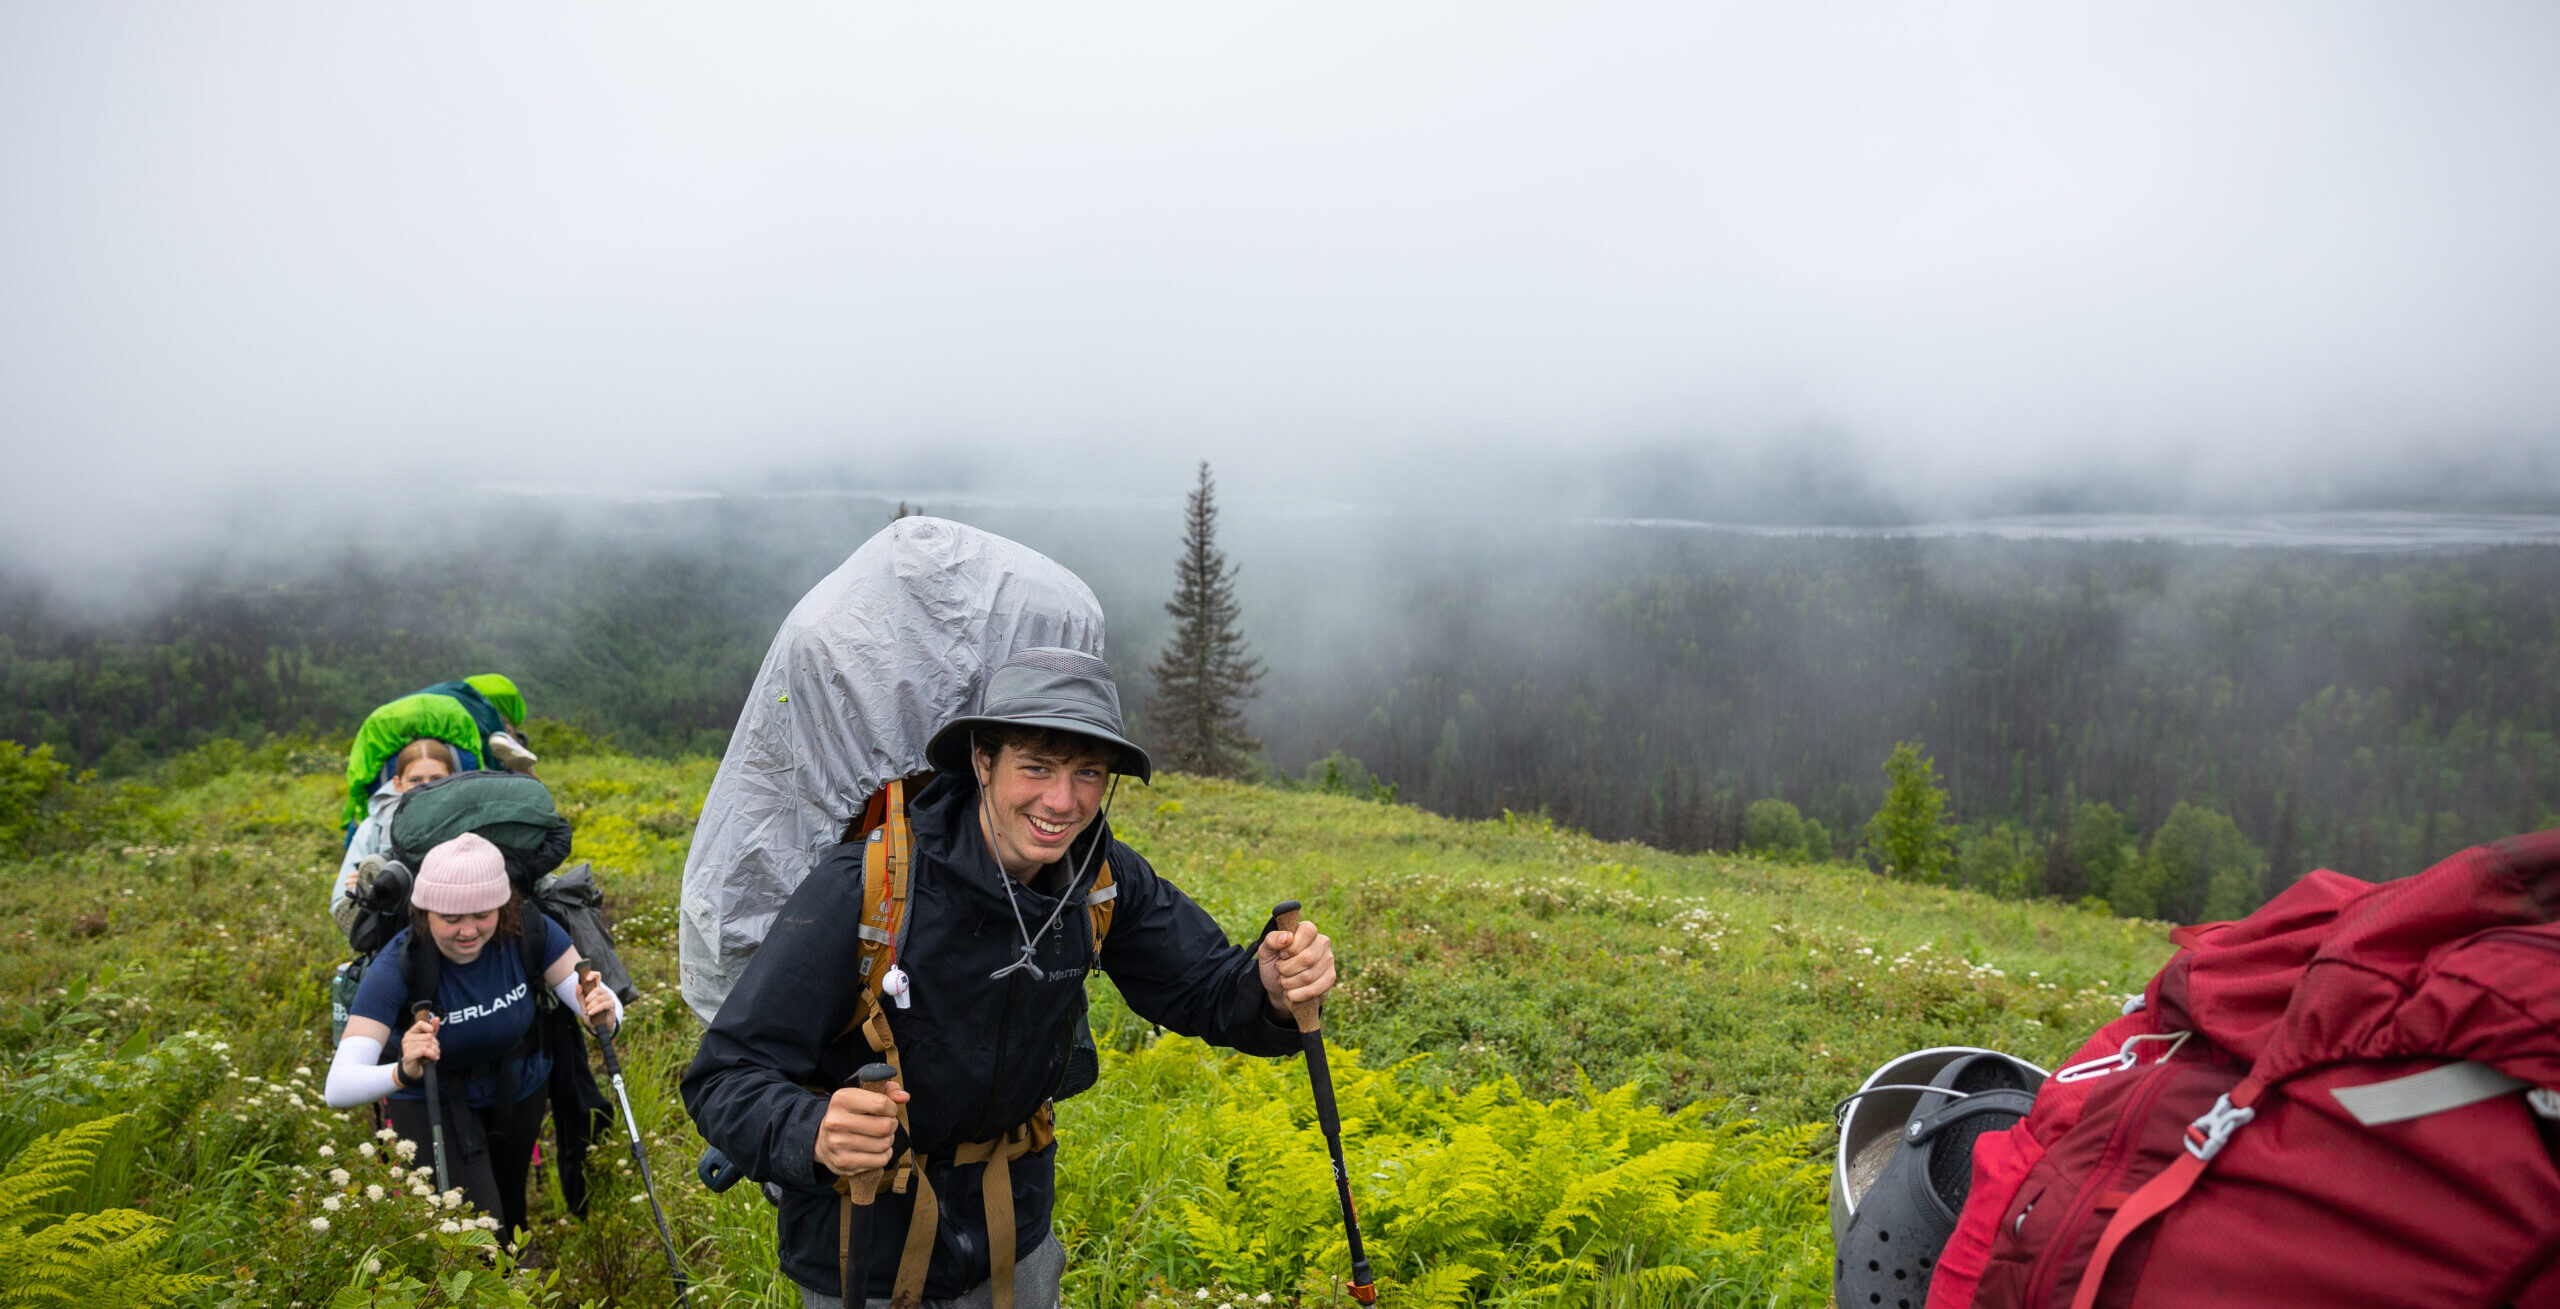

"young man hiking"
[683, 648, 1338, 1309]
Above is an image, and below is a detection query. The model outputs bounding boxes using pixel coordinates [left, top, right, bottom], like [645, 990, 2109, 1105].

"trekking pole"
[837, 1062, 899, 1304]
[1272, 901, 1377, 1306]
[409, 1001, 452, 1194]
[580, 965, 690, 1307]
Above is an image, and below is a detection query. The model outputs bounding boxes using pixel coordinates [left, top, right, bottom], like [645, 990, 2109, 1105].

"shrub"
[1302, 751, 1399, 804]
[0, 742, 73, 854]
[1739, 800, 1805, 863]
[1863, 743, 1954, 882]
[516, 718, 601, 763]
[2115, 803, 2261, 923]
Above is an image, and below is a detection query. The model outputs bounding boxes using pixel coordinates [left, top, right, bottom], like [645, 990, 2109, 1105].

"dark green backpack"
[390, 770, 567, 872]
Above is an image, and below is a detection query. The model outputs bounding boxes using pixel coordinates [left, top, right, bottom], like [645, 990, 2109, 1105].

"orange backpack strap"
[831, 776, 916, 1060]
[1086, 856, 1116, 956]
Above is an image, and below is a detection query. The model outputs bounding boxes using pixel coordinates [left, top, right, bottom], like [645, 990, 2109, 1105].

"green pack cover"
[340, 693, 485, 828]
[338, 675, 529, 829]
[462, 674, 527, 728]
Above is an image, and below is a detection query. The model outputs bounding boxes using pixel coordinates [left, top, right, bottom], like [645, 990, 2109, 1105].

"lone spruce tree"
[1148, 462, 1264, 778]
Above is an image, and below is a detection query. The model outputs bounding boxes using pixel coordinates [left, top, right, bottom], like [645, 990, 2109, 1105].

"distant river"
[1587, 512, 2560, 554]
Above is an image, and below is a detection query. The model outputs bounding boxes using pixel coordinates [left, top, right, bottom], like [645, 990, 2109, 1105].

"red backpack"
[1926, 830, 2560, 1309]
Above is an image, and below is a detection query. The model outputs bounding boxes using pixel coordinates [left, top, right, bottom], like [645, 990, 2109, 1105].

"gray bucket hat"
[924, 647, 1153, 782]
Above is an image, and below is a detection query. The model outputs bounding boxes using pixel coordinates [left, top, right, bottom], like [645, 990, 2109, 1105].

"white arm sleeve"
[325, 1034, 403, 1108]
[553, 974, 623, 1028]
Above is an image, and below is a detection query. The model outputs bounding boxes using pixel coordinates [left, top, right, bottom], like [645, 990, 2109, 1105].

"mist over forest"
[8, 2, 2560, 928]
[7, 454, 2556, 922]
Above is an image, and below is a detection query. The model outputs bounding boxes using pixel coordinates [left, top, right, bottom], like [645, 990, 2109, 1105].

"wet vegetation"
[0, 742, 2169, 1306]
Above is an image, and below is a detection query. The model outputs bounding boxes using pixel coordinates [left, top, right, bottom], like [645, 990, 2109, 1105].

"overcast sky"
[5, 3, 2559, 563]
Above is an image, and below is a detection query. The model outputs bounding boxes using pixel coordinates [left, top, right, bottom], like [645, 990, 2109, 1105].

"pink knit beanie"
[413, 832, 511, 915]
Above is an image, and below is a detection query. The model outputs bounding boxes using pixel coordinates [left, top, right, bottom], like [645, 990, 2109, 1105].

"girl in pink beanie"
[321, 831, 622, 1252]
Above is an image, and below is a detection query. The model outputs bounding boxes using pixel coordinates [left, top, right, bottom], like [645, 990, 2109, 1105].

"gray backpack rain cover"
[677, 516, 1106, 1022]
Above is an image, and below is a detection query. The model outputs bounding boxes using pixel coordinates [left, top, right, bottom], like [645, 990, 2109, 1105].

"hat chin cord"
[979, 748, 1119, 983]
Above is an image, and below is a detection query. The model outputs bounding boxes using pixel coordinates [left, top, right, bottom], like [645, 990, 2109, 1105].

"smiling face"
[425, 908, 502, 964]
[972, 736, 1115, 881]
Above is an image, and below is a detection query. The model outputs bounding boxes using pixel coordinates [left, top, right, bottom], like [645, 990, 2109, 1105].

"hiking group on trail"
[284, 520, 2560, 1308]
[311, 671, 640, 1265]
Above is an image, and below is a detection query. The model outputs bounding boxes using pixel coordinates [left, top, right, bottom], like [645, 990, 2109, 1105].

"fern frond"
[1394, 1260, 1484, 1309]
[0, 1115, 129, 1230]
[0, 1117, 208, 1309]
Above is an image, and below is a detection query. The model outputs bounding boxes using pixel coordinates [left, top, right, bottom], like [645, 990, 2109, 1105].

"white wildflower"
[394, 1139, 417, 1161]
[475, 1215, 499, 1230]
[375, 1127, 398, 1142]
[308, 1216, 330, 1232]
[322, 1196, 343, 1211]
[438, 1219, 462, 1235]
[296, 1066, 313, 1078]
[330, 1168, 351, 1187]
[364, 1257, 382, 1274]
[315, 1144, 334, 1158]
[357, 1142, 376, 1159]
[440, 1189, 464, 1208]
[366, 1184, 385, 1201]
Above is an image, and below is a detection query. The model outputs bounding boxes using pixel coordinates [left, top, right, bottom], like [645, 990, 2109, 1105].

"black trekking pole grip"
[408, 1000, 452, 1194]
[1270, 900, 1376, 1305]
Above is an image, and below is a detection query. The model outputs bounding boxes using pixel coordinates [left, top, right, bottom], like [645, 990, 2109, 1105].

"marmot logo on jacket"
[445, 981, 528, 1026]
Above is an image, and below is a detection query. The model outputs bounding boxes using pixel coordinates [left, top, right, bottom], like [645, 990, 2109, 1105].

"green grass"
[0, 751, 2173, 1307]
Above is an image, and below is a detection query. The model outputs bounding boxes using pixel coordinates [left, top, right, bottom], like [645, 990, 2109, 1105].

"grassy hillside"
[0, 748, 2172, 1307]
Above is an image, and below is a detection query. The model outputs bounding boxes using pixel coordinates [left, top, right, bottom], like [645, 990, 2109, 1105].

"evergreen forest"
[7, 505, 2557, 920]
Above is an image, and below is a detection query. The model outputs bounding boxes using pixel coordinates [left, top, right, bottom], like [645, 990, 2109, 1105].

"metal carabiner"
[2052, 1029, 2191, 1084]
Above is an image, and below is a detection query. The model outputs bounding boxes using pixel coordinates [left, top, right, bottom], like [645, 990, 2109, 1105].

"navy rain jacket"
[681, 772, 1300, 1300]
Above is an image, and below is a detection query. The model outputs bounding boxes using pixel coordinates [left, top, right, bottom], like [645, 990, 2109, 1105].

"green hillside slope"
[0, 748, 2172, 1307]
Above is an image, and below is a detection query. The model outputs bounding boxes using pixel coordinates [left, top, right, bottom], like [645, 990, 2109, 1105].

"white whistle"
[882, 965, 912, 1009]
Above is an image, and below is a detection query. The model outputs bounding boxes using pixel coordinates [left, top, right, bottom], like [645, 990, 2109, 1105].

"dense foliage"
[0, 743, 2170, 1306]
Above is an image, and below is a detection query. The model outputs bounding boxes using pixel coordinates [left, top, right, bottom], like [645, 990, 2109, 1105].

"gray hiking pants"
[796, 1235, 1064, 1309]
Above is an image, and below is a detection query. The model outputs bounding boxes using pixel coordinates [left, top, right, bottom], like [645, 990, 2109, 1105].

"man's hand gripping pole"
[1274, 900, 1377, 1305]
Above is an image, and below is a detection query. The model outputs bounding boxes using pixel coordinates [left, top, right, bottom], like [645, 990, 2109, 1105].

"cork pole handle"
[846, 1061, 899, 1206]
[1271, 900, 1322, 1034]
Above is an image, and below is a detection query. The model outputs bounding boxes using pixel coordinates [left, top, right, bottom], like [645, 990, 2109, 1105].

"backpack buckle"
[2183, 1093, 2255, 1162]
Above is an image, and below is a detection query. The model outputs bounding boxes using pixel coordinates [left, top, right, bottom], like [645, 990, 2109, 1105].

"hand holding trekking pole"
[574, 967, 619, 1035]
[1258, 911, 1338, 1022]
[817, 1065, 909, 1176]
[1272, 901, 1376, 1306]
[579, 964, 691, 1306]
[833, 1062, 900, 1304]
[406, 1001, 452, 1194]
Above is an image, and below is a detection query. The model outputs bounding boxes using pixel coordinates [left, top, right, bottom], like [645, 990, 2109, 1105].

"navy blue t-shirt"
[353, 918, 571, 1108]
